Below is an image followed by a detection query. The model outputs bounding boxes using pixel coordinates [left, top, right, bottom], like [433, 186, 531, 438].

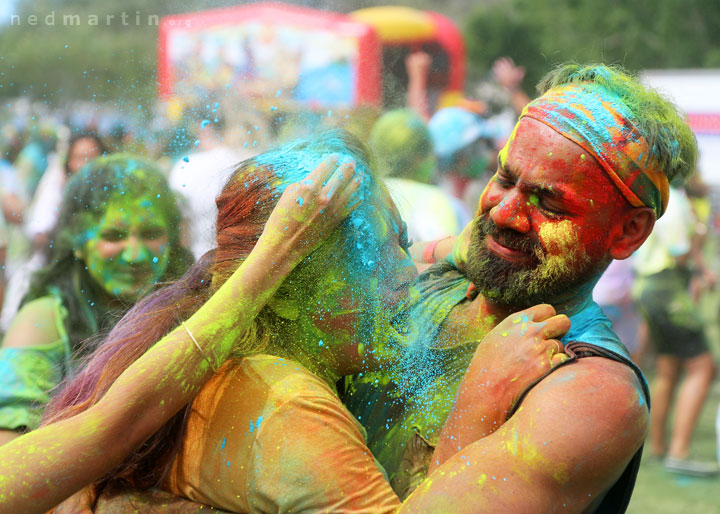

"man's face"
[466, 117, 627, 308]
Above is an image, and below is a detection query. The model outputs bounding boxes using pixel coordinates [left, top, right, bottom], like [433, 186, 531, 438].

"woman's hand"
[411, 219, 474, 271]
[257, 156, 361, 266]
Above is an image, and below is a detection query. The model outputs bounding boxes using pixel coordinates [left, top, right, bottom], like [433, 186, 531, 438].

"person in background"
[633, 184, 717, 476]
[405, 51, 433, 121]
[592, 258, 644, 363]
[428, 106, 497, 208]
[491, 57, 532, 118]
[25, 130, 107, 251]
[0, 155, 192, 447]
[0, 124, 65, 333]
[11, 122, 59, 203]
[369, 109, 465, 247]
[0, 131, 107, 332]
[168, 111, 243, 260]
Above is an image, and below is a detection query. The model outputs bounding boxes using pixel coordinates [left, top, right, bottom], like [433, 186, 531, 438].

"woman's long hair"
[22, 154, 191, 354]
[42, 131, 375, 491]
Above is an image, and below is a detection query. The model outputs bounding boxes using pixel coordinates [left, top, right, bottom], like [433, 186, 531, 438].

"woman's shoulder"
[192, 354, 351, 444]
[1, 295, 67, 349]
[214, 354, 338, 405]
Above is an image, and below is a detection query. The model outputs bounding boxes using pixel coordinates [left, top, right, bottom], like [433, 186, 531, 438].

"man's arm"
[403, 358, 649, 513]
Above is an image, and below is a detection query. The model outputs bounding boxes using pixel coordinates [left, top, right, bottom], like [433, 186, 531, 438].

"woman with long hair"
[0, 147, 360, 513]
[0, 155, 192, 446]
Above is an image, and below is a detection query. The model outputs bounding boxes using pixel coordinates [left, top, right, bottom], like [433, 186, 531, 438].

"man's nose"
[488, 193, 530, 233]
[121, 235, 151, 263]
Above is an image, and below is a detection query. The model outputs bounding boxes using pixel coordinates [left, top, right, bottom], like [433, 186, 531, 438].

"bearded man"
[344, 63, 697, 513]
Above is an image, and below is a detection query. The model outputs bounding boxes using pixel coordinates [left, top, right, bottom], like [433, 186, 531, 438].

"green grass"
[627, 268, 720, 513]
[628, 385, 720, 513]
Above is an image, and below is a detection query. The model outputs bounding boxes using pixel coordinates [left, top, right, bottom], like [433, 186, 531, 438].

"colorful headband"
[520, 84, 669, 218]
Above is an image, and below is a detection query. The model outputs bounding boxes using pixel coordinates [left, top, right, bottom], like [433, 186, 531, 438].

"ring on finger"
[554, 340, 563, 355]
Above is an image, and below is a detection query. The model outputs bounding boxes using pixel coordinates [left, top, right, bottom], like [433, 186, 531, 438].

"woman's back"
[167, 355, 400, 514]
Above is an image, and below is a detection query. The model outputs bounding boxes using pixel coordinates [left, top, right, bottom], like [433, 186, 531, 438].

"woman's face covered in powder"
[286, 185, 419, 374]
[79, 194, 171, 300]
[466, 117, 627, 308]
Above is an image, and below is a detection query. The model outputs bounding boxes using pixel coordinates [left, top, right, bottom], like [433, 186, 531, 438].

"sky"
[0, 0, 18, 25]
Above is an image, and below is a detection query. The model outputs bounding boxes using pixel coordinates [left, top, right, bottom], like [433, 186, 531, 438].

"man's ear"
[267, 294, 300, 321]
[608, 207, 655, 260]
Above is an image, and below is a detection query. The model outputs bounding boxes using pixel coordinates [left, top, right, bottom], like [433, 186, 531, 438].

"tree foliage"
[465, 0, 720, 94]
[0, 0, 250, 112]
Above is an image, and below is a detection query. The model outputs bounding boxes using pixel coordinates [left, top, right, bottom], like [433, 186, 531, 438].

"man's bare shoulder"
[523, 356, 648, 432]
[508, 356, 649, 502]
[401, 357, 649, 513]
[534, 355, 645, 404]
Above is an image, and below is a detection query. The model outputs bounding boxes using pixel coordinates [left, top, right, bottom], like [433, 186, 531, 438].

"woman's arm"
[0, 297, 66, 446]
[408, 219, 473, 272]
[0, 157, 359, 514]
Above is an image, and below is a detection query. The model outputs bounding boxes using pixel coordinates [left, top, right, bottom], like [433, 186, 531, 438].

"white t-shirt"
[25, 155, 66, 239]
[384, 177, 462, 242]
[633, 187, 694, 276]
[169, 147, 244, 260]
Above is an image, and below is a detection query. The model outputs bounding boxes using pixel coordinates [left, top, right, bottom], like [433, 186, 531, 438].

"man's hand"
[408, 219, 474, 272]
[431, 304, 570, 469]
[491, 57, 532, 116]
[690, 268, 717, 303]
[447, 219, 474, 271]
[405, 51, 432, 120]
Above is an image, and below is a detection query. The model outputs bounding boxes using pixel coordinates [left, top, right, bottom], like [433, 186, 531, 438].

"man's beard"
[464, 215, 608, 309]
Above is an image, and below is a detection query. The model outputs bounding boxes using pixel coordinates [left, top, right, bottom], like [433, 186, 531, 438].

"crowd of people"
[0, 53, 717, 514]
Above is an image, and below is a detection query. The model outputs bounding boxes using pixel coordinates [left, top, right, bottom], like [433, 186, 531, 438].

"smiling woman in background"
[0, 154, 192, 446]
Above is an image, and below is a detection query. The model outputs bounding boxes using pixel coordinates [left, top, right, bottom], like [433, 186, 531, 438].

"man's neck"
[439, 286, 595, 347]
[437, 294, 509, 348]
[549, 290, 595, 317]
[543, 273, 600, 317]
